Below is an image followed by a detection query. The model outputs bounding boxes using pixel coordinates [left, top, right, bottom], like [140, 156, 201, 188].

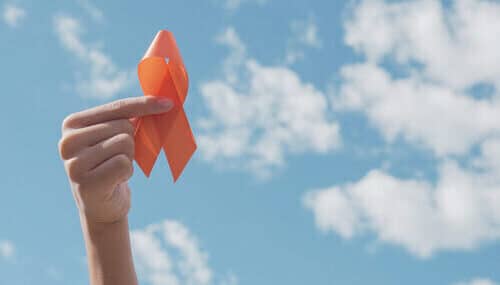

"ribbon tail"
[154, 106, 196, 182]
[134, 116, 162, 177]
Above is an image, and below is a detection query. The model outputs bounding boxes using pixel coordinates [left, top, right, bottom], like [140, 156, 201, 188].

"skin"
[58, 96, 174, 285]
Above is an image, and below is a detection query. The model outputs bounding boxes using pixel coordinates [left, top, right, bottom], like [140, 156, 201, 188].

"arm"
[81, 216, 136, 284]
[58, 96, 173, 285]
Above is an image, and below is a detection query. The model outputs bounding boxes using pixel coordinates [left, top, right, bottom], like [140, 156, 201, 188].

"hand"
[59, 96, 173, 225]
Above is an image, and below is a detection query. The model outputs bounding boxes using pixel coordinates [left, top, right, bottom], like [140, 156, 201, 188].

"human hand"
[58, 96, 173, 225]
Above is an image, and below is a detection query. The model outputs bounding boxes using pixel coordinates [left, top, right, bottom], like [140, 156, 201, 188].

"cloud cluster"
[336, 63, 500, 156]
[131, 220, 234, 285]
[344, 0, 500, 90]
[53, 15, 132, 99]
[304, 147, 500, 258]
[131, 220, 212, 285]
[338, 0, 500, 155]
[198, 27, 340, 176]
[304, 0, 500, 258]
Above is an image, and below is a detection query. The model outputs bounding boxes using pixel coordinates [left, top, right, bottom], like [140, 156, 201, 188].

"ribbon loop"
[134, 30, 196, 182]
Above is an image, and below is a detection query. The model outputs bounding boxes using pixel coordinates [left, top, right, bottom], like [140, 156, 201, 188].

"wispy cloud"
[2, 3, 25, 28]
[219, 273, 238, 285]
[453, 278, 499, 285]
[219, 0, 267, 12]
[304, 0, 500, 258]
[46, 266, 64, 281]
[0, 240, 15, 260]
[53, 14, 133, 99]
[285, 16, 322, 64]
[76, 0, 104, 22]
[198, 27, 340, 177]
[131, 220, 232, 285]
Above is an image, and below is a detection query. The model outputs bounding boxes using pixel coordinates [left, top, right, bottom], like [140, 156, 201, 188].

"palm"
[73, 182, 131, 224]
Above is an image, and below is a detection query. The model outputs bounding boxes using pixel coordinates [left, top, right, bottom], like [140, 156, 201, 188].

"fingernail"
[156, 98, 174, 110]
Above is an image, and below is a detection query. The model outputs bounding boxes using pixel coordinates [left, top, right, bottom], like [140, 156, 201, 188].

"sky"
[0, 0, 499, 284]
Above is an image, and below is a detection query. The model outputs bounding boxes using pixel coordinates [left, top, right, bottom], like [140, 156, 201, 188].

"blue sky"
[1, 0, 500, 284]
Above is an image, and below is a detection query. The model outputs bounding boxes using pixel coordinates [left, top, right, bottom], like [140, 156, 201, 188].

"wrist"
[80, 213, 129, 238]
[79, 211, 138, 285]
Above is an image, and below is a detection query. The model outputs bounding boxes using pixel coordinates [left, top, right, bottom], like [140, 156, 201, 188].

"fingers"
[59, 119, 134, 160]
[87, 154, 134, 188]
[59, 96, 173, 194]
[83, 133, 135, 171]
[62, 96, 173, 129]
[64, 133, 135, 182]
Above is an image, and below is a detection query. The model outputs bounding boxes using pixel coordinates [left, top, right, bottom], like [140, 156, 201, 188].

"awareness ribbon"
[134, 30, 196, 182]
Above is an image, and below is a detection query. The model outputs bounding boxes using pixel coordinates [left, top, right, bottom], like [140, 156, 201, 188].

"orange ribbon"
[134, 30, 196, 182]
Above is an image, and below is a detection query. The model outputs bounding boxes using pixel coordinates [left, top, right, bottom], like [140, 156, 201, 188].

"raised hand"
[58, 96, 173, 225]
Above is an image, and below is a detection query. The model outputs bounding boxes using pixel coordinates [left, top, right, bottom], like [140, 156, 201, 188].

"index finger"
[63, 96, 173, 129]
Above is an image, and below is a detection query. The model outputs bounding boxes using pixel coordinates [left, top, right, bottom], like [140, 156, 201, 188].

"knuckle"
[66, 158, 84, 182]
[123, 161, 134, 180]
[125, 160, 134, 179]
[114, 133, 135, 152]
[107, 99, 128, 111]
[58, 132, 79, 159]
[113, 154, 132, 171]
[58, 138, 68, 159]
[62, 113, 78, 130]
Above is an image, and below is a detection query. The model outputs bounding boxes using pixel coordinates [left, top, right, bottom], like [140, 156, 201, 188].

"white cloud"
[53, 15, 132, 99]
[131, 220, 232, 285]
[161, 221, 212, 285]
[336, 63, 500, 156]
[77, 0, 104, 22]
[198, 27, 340, 176]
[285, 16, 322, 64]
[305, 0, 500, 257]
[344, 0, 500, 91]
[0, 240, 15, 260]
[337, 0, 500, 156]
[454, 278, 499, 285]
[3, 3, 25, 28]
[131, 226, 179, 285]
[220, 0, 267, 11]
[215, 27, 246, 85]
[304, 137, 500, 258]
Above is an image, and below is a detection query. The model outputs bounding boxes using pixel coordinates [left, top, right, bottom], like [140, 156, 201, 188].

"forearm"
[80, 215, 138, 285]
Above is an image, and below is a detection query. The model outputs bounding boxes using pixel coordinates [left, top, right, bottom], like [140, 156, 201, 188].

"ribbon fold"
[134, 30, 196, 182]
